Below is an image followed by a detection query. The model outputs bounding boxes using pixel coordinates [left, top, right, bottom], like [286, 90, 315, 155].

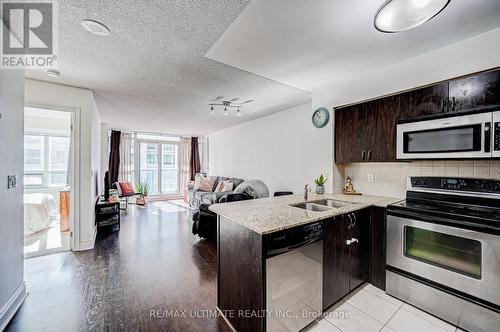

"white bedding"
[24, 193, 58, 235]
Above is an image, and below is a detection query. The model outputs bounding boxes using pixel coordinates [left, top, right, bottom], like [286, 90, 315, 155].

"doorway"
[23, 107, 75, 258]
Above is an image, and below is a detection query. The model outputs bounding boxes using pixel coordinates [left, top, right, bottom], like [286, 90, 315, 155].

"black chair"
[192, 193, 252, 241]
[273, 191, 293, 197]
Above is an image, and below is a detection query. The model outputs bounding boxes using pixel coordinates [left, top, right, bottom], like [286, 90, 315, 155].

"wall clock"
[312, 107, 330, 128]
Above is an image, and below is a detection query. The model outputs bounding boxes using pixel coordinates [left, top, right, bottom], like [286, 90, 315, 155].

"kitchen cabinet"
[335, 96, 400, 163]
[334, 68, 500, 164]
[323, 209, 370, 310]
[399, 83, 449, 120]
[449, 70, 500, 112]
[335, 104, 366, 163]
[366, 95, 400, 162]
[369, 207, 386, 291]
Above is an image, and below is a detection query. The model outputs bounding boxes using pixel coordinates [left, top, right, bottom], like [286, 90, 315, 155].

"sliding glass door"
[161, 143, 179, 194]
[138, 139, 179, 196]
[139, 142, 159, 195]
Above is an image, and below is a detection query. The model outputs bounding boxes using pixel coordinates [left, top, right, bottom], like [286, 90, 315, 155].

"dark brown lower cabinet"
[323, 209, 370, 310]
[369, 207, 386, 291]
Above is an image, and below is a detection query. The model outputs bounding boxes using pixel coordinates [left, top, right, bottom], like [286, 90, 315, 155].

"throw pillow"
[214, 181, 225, 192]
[198, 177, 215, 192]
[119, 182, 135, 195]
[221, 181, 233, 192]
[193, 174, 204, 190]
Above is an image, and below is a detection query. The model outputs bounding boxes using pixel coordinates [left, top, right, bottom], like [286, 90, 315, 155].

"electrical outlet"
[7, 175, 17, 189]
[367, 173, 374, 184]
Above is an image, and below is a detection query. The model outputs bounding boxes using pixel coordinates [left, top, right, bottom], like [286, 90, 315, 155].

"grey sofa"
[187, 176, 244, 208]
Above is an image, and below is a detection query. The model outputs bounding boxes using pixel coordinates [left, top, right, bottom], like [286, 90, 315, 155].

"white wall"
[208, 103, 333, 195]
[0, 70, 27, 330]
[312, 27, 500, 197]
[25, 79, 101, 251]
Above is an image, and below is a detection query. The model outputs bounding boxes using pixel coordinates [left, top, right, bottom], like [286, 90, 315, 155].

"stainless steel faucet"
[304, 184, 310, 201]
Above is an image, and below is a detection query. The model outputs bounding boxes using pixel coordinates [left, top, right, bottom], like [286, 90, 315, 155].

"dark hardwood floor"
[6, 202, 230, 332]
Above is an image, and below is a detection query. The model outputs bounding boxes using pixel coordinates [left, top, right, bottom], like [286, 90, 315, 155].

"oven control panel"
[411, 177, 500, 194]
[495, 122, 500, 151]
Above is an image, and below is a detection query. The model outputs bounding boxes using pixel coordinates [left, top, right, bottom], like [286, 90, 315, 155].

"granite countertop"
[208, 193, 402, 235]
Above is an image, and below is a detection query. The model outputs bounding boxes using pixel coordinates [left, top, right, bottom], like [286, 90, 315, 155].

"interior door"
[349, 209, 370, 291]
[323, 216, 350, 310]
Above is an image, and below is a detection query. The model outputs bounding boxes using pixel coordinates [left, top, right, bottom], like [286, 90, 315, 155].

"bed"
[24, 193, 58, 235]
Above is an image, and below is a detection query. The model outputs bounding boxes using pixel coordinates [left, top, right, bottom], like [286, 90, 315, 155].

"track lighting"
[209, 98, 251, 117]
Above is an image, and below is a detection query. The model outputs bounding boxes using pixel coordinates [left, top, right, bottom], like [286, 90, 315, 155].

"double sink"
[290, 198, 355, 212]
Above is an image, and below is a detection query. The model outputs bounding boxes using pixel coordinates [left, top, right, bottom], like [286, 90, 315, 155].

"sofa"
[187, 176, 244, 208]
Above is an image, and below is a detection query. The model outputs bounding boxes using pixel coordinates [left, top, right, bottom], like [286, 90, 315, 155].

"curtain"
[108, 130, 121, 186]
[118, 132, 133, 183]
[179, 137, 191, 191]
[189, 137, 201, 181]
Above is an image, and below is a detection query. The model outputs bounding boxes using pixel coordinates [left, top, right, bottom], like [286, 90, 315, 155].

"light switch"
[7, 175, 17, 189]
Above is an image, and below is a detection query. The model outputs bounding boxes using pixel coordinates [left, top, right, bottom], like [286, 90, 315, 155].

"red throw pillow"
[119, 182, 135, 195]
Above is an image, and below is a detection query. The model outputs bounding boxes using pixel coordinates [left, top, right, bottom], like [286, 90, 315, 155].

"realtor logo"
[1, 0, 58, 68]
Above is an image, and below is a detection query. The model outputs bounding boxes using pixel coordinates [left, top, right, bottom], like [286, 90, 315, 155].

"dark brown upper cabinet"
[449, 70, 500, 112]
[334, 68, 500, 164]
[335, 104, 367, 163]
[400, 83, 448, 120]
[366, 95, 400, 162]
[335, 96, 399, 163]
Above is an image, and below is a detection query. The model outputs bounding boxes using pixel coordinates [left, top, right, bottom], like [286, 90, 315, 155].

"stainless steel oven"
[397, 112, 493, 159]
[386, 177, 500, 332]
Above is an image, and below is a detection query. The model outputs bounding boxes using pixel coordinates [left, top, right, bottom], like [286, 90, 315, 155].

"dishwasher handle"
[266, 235, 323, 257]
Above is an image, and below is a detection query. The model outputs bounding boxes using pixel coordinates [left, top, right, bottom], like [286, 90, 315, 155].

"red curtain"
[108, 130, 121, 186]
[189, 137, 201, 181]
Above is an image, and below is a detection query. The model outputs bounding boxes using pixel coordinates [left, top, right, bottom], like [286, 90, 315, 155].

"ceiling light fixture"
[81, 19, 110, 36]
[209, 99, 252, 117]
[46, 69, 60, 78]
[374, 0, 450, 33]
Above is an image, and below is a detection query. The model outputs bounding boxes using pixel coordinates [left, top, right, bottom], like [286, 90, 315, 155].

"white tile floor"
[305, 283, 462, 332]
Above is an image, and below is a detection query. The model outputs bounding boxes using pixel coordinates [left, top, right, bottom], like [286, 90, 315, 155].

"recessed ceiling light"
[374, 0, 450, 33]
[81, 19, 110, 36]
[46, 69, 60, 78]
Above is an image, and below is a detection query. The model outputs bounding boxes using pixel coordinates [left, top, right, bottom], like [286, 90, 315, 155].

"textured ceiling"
[206, 0, 500, 91]
[25, 0, 310, 136]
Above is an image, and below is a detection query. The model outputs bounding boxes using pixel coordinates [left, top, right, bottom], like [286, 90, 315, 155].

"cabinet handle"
[346, 239, 352, 245]
[351, 238, 359, 244]
[367, 150, 372, 161]
[347, 214, 354, 229]
[352, 213, 357, 227]
[361, 150, 366, 161]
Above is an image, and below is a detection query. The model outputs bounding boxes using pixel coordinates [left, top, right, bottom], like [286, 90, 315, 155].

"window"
[24, 135, 70, 188]
[404, 226, 481, 279]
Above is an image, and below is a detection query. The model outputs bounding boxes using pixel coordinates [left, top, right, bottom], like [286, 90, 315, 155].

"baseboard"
[0, 282, 27, 331]
[75, 226, 97, 251]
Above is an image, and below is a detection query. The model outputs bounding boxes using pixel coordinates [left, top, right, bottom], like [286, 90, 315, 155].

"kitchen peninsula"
[209, 193, 400, 332]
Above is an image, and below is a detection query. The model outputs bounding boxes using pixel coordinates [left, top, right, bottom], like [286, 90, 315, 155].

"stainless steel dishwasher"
[265, 222, 323, 332]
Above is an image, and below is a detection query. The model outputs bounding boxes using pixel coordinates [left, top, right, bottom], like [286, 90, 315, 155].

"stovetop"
[388, 177, 500, 232]
[390, 198, 500, 222]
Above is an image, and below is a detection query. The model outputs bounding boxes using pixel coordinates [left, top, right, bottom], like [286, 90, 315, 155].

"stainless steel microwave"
[397, 111, 500, 159]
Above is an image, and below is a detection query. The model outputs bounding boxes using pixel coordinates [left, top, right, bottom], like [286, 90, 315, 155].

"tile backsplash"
[344, 160, 500, 198]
